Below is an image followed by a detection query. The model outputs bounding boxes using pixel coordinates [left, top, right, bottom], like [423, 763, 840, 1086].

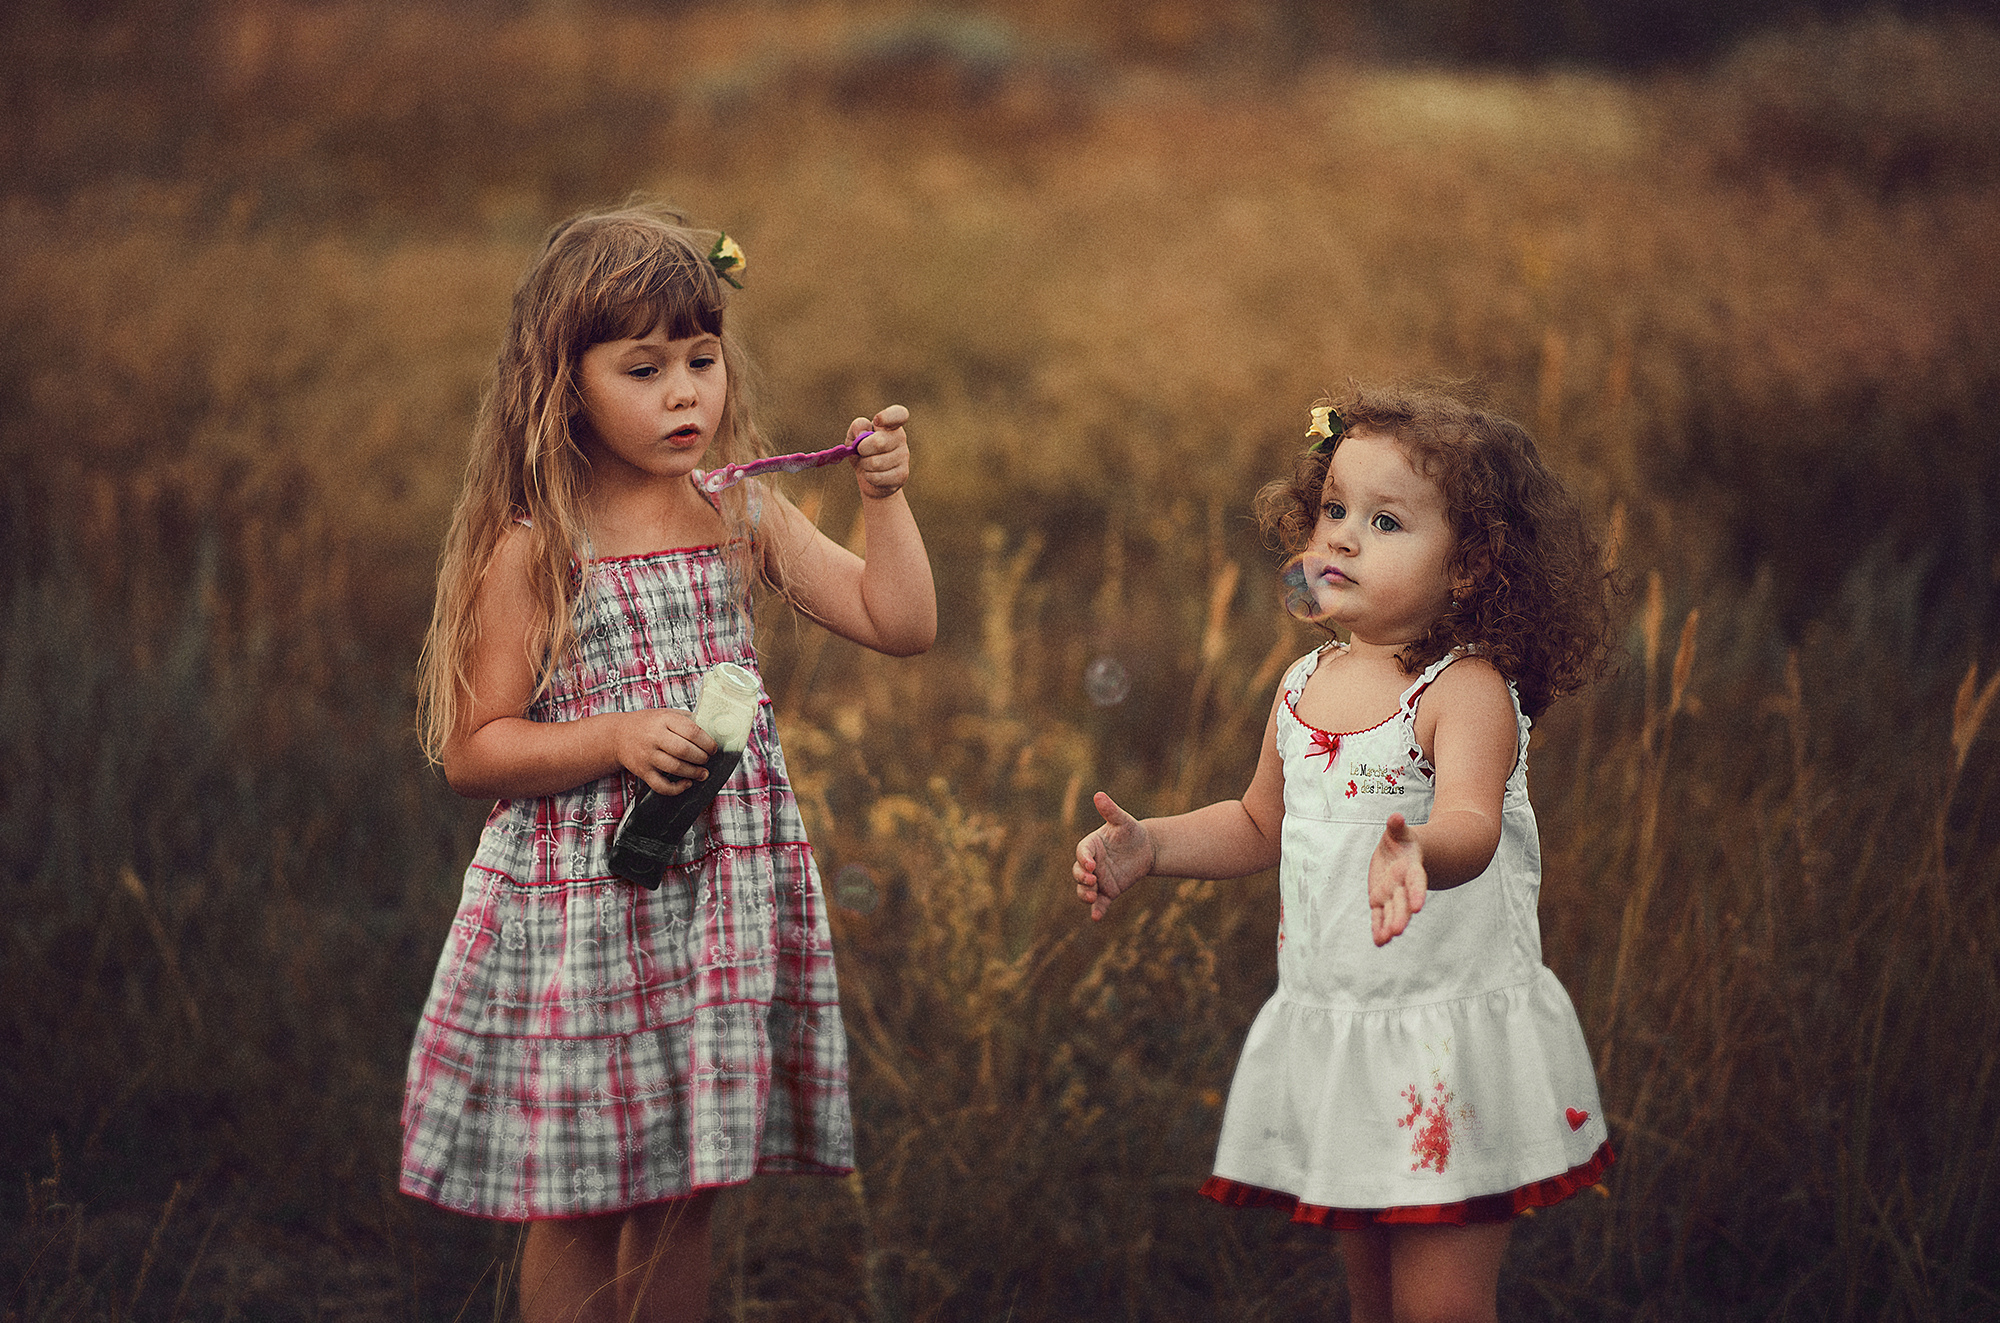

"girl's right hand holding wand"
[849, 404, 912, 499]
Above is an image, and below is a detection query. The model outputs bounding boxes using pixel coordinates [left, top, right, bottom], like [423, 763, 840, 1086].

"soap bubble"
[1279, 553, 1339, 624]
[831, 864, 879, 914]
[1084, 656, 1131, 707]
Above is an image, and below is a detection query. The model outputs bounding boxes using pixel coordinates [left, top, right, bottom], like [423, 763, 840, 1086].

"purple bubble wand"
[697, 432, 873, 495]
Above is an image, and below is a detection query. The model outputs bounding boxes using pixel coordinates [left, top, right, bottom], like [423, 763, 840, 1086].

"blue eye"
[1322, 501, 1345, 520]
[1372, 513, 1401, 532]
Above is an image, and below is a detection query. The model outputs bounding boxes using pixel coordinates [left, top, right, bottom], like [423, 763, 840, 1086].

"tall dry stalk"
[1598, 571, 1699, 1058]
[1168, 554, 1242, 812]
[1943, 661, 2000, 863]
[981, 525, 1043, 723]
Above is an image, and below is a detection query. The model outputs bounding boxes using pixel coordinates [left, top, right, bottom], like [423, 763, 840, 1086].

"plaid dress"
[399, 538, 853, 1220]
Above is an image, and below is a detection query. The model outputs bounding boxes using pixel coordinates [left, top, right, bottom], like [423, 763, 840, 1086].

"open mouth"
[666, 425, 703, 446]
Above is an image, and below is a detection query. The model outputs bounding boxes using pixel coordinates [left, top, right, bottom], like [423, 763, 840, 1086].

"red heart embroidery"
[1565, 1108, 1590, 1131]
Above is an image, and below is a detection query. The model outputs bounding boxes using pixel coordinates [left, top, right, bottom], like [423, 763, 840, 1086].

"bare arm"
[439, 526, 717, 800]
[1072, 689, 1288, 921]
[1368, 658, 1517, 944]
[758, 405, 937, 657]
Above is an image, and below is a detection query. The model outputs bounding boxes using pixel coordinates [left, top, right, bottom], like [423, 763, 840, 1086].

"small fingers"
[641, 770, 694, 796]
[1073, 793, 1149, 922]
[615, 708, 723, 795]
[1075, 869, 1113, 921]
[1073, 840, 1098, 899]
[855, 454, 909, 498]
[662, 745, 710, 779]
[637, 740, 712, 796]
[1372, 898, 1404, 946]
[1372, 872, 1423, 945]
[854, 408, 910, 474]
[660, 711, 719, 758]
[1074, 843, 1118, 920]
[853, 415, 907, 456]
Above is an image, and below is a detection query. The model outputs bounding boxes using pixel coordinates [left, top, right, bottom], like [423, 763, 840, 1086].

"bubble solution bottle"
[609, 661, 759, 889]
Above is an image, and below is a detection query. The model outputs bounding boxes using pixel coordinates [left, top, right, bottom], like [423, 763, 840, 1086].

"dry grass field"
[4, 2, 1999, 1318]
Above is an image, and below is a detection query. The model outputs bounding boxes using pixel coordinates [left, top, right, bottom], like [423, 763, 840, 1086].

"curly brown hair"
[1255, 381, 1610, 719]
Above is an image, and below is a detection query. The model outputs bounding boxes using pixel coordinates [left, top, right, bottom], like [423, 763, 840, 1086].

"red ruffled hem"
[1200, 1141, 1614, 1229]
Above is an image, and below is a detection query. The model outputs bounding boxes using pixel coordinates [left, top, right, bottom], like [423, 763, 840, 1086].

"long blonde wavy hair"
[417, 205, 768, 763]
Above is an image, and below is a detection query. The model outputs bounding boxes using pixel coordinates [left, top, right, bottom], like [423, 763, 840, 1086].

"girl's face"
[573, 327, 727, 485]
[1300, 429, 1460, 647]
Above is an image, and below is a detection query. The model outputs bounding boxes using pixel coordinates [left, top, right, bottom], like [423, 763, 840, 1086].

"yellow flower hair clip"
[708, 233, 747, 289]
[1307, 404, 1345, 453]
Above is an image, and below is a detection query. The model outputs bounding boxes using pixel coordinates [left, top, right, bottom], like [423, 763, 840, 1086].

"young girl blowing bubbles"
[1074, 383, 1612, 1323]
[401, 206, 935, 1323]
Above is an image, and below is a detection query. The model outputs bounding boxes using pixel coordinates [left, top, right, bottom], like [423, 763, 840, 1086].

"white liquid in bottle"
[690, 662, 758, 753]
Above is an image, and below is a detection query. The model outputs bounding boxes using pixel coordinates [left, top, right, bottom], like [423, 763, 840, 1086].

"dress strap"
[1282, 642, 1342, 703]
[1396, 647, 1533, 778]
[692, 472, 723, 514]
[510, 512, 590, 582]
[1397, 647, 1472, 721]
[693, 472, 765, 548]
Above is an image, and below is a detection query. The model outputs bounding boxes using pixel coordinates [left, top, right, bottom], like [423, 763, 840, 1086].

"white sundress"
[1203, 647, 1611, 1224]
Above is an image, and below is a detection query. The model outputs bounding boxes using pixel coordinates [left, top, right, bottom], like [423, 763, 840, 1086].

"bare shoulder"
[466, 522, 546, 633]
[751, 480, 808, 533]
[491, 518, 533, 559]
[483, 520, 537, 587]
[753, 481, 856, 592]
[1414, 655, 1517, 756]
[1427, 655, 1513, 709]
[749, 482, 813, 554]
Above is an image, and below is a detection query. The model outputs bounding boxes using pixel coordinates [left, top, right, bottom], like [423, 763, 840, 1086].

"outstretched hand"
[1368, 812, 1428, 945]
[1073, 791, 1155, 921]
[852, 405, 911, 499]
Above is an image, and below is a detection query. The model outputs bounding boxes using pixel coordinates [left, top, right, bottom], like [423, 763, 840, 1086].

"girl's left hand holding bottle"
[850, 404, 912, 499]
[1368, 812, 1429, 945]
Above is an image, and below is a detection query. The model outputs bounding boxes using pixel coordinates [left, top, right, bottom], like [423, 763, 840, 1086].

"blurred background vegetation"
[4, 0, 1999, 1318]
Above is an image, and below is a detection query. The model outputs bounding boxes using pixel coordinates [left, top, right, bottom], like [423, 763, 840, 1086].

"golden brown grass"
[4, 3, 1998, 1319]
